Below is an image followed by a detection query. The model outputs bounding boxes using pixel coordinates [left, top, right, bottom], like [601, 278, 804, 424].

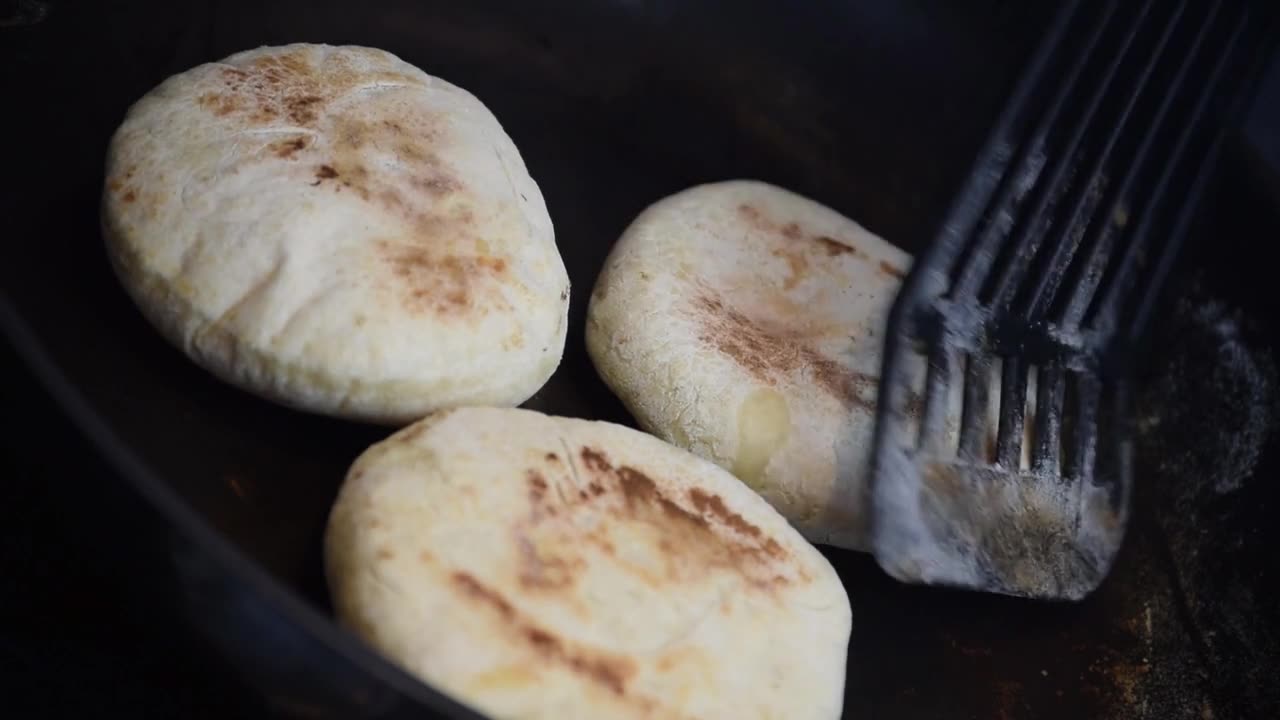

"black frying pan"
[2, 0, 1278, 717]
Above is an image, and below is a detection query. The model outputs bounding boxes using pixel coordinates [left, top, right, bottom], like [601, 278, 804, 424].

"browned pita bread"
[103, 44, 569, 424]
[325, 407, 851, 720]
[586, 180, 910, 549]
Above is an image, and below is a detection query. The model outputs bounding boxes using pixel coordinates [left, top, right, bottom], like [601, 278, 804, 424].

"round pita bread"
[585, 180, 911, 550]
[325, 407, 850, 720]
[102, 44, 569, 424]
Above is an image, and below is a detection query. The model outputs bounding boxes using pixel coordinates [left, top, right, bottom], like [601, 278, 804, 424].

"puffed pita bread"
[102, 44, 569, 424]
[325, 407, 850, 720]
[586, 180, 912, 550]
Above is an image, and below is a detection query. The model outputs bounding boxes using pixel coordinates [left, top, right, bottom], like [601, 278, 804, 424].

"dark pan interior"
[3, 1, 1278, 718]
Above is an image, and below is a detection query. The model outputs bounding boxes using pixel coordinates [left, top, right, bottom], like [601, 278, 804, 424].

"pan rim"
[0, 291, 490, 720]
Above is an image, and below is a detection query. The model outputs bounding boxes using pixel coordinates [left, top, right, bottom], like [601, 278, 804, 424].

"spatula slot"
[995, 357, 1028, 469]
[1031, 363, 1066, 478]
[957, 353, 993, 462]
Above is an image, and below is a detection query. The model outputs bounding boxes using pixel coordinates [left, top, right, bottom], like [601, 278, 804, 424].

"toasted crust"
[102, 44, 569, 423]
[324, 407, 850, 720]
[585, 180, 911, 549]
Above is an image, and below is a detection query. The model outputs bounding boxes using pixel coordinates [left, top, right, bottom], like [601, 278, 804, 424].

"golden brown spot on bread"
[453, 572, 516, 619]
[567, 654, 633, 697]
[525, 628, 633, 696]
[202, 51, 455, 212]
[285, 94, 323, 125]
[409, 173, 462, 196]
[271, 136, 308, 159]
[688, 489, 760, 539]
[250, 52, 309, 75]
[122, 190, 137, 203]
[693, 293, 878, 410]
[519, 447, 800, 590]
[376, 547, 394, 560]
[311, 164, 339, 186]
[314, 112, 466, 242]
[545, 452, 559, 462]
[527, 470, 548, 502]
[690, 489, 787, 559]
[573, 447, 794, 574]
[771, 246, 809, 290]
[378, 188, 408, 212]
[879, 259, 907, 279]
[450, 572, 636, 696]
[815, 235, 858, 257]
[394, 138, 431, 163]
[197, 92, 240, 116]
[616, 466, 690, 521]
[738, 204, 864, 258]
[580, 447, 610, 473]
[517, 534, 583, 591]
[526, 627, 557, 652]
[378, 242, 511, 317]
[596, 536, 617, 555]
[484, 446, 807, 704]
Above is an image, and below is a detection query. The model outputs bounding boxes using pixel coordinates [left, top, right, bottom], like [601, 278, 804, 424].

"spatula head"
[866, 0, 1274, 600]
[870, 360, 1132, 601]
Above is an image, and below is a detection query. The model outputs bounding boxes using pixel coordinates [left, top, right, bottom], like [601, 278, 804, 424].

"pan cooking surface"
[3, 1, 1277, 717]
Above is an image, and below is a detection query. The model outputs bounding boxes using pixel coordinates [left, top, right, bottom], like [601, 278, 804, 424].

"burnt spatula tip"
[870, 444, 1128, 601]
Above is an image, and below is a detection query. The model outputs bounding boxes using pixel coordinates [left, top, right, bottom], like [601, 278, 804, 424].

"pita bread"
[325, 407, 850, 720]
[585, 180, 912, 550]
[102, 44, 569, 424]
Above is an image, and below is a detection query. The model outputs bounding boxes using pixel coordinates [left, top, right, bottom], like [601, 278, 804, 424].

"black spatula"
[867, 0, 1276, 601]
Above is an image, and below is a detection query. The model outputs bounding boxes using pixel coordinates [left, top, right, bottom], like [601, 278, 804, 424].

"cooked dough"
[102, 44, 569, 424]
[325, 407, 851, 720]
[585, 180, 911, 550]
